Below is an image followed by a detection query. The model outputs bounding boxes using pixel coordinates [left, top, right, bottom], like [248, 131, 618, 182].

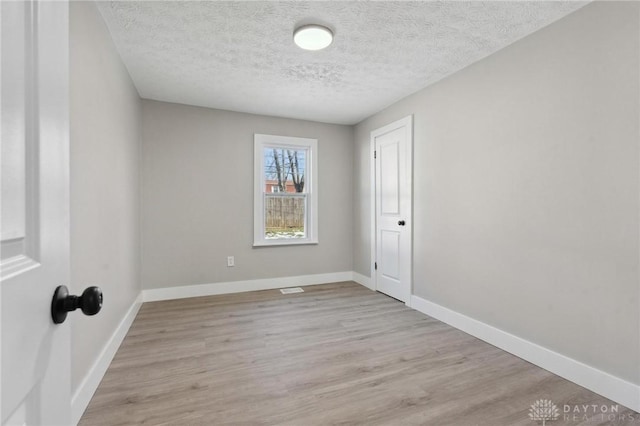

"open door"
[371, 116, 413, 304]
[1, 1, 72, 424]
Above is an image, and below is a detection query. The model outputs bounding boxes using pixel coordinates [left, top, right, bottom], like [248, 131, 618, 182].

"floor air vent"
[280, 287, 304, 294]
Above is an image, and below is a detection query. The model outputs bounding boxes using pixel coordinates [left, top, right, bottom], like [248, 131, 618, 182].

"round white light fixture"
[293, 24, 333, 51]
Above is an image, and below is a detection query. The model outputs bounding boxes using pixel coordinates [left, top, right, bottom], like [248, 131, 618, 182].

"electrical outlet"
[227, 256, 235, 267]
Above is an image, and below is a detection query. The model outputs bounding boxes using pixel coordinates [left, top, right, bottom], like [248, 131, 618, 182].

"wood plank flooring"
[80, 282, 638, 425]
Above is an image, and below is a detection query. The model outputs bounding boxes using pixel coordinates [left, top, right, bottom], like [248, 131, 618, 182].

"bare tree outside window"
[265, 148, 305, 193]
[287, 150, 304, 192]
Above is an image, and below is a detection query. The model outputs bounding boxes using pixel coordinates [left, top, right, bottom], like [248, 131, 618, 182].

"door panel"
[1, 1, 71, 424]
[380, 230, 400, 280]
[380, 143, 399, 215]
[373, 116, 412, 303]
[1, 0, 33, 271]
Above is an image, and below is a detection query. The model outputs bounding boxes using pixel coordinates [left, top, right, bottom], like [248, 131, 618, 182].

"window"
[254, 134, 318, 246]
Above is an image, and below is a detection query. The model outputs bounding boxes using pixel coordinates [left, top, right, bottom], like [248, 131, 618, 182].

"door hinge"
[374, 151, 377, 159]
[374, 262, 377, 270]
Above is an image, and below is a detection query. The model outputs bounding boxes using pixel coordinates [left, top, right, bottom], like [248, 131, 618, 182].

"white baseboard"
[351, 271, 373, 290]
[71, 293, 143, 425]
[142, 271, 354, 302]
[410, 295, 640, 413]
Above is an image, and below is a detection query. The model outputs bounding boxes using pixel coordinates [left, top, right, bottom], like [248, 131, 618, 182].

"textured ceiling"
[97, 1, 587, 125]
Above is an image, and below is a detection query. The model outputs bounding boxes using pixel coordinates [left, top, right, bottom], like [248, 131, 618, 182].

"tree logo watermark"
[529, 399, 560, 425]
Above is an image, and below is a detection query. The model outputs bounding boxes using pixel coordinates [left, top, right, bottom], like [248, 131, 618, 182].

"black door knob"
[398, 220, 406, 226]
[51, 285, 103, 324]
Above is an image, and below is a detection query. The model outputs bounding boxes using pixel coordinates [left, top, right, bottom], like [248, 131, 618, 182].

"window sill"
[253, 239, 319, 247]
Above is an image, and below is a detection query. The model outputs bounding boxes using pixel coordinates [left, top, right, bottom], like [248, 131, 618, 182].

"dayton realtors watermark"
[529, 399, 639, 424]
[563, 403, 636, 423]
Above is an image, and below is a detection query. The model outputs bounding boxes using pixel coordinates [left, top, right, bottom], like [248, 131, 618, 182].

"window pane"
[265, 195, 306, 239]
[263, 147, 307, 194]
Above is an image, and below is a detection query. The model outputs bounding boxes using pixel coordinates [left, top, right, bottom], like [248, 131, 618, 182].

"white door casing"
[1, 1, 71, 424]
[371, 116, 413, 304]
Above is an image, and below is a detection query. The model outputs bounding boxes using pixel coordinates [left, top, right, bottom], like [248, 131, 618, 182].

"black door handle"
[398, 220, 406, 226]
[51, 285, 103, 324]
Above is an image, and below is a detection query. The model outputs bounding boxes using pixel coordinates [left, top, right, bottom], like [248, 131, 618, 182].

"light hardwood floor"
[80, 282, 637, 425]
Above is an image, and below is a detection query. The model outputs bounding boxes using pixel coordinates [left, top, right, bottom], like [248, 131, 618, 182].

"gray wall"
[141, 100, 353, 289]
[354, 2, 640, 384]
[70, 1, 141, 394]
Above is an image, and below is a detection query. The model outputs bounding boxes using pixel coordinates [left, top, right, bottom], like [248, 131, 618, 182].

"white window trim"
[254, 134, 318, 247]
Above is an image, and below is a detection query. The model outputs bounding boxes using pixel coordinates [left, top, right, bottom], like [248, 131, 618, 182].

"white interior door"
[372, 116, 412, 303]
[1, 1, 71, 424]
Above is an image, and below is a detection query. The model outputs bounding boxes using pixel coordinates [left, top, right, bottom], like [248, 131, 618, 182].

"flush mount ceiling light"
[293, 24, 333, 51]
